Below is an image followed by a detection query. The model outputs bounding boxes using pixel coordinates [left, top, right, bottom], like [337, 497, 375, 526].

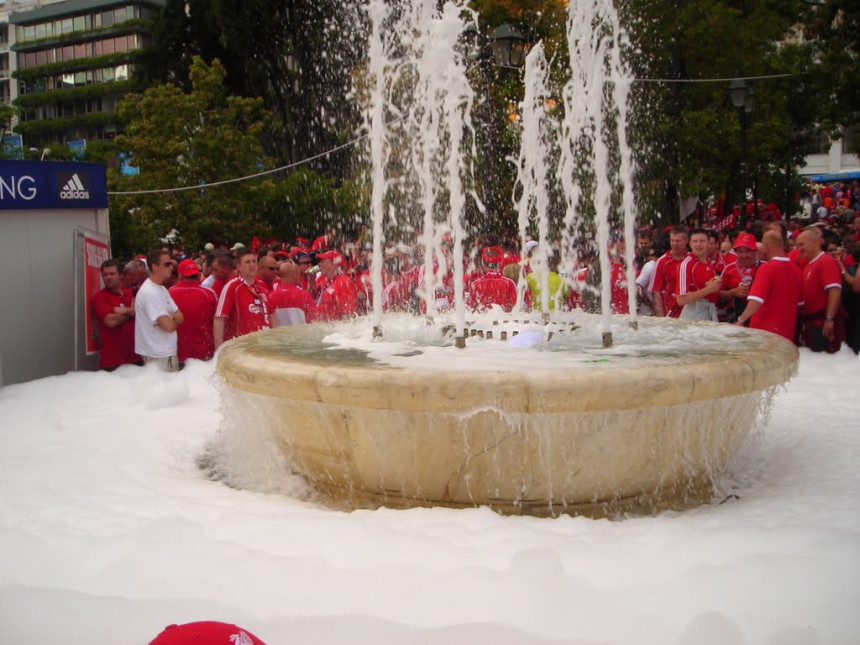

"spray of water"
[363, 0, 639, 340]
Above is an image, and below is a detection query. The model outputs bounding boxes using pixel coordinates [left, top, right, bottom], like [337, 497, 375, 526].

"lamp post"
[488, 23, 527, 69]
[463, 22, 529, 235]
[728, 79, 755, 228]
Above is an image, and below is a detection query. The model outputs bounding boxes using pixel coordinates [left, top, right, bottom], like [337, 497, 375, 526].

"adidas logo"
[59, 172, 90, 200]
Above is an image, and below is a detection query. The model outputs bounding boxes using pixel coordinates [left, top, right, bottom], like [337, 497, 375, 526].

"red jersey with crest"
[677, 254, 719, 304]
[648, 252, 684, 317]
[215, 277, 270, 341]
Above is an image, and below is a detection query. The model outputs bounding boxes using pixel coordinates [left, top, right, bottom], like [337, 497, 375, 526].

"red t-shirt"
[610, 262, 629, 314]
[677, 254, 718, 304]
[269, 283, 318, 323]
[800, 252, 843, 315]
[648, 252, 684, 317]
[169, 281, 217, 362]
[467, 271, 518, 312]
[787, 248, 809, 271]
[91, 287, 139, 369]
[747, 257, 802, 341]
[316, 273, 358, 321]
[215, 277, 270, 341]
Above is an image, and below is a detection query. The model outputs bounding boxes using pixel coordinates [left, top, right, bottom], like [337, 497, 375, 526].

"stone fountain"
[217, 316, 797, 517]
[214, 0, 799, 517]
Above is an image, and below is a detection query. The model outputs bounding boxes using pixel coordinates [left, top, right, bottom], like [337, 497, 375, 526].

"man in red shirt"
[201, 251, 234, 298]
[214, 248, 270, 348]
[676, 228, 721, 321]
[92, 259, 140, 370]
[315, 250, 358, 321]
[312, 228, 337, 253]
[121, 258, 148, 296]
[795, 227, 844, 352]
[648, 226, 688, 317]
[467, 246, 518, 312]
[269, 261, 318, 326]
[169, 259, 217, 362]
[735, 230, 802, 342]
[255, 252, 280, 294]
[719, 232, 760, 323]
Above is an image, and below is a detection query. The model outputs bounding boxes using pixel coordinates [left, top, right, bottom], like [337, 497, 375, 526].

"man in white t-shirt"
[135, 249, 184, 371]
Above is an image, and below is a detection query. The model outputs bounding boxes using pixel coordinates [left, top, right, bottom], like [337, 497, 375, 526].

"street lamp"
[489, 23, 527, 69]
[728, 79, 755, 228]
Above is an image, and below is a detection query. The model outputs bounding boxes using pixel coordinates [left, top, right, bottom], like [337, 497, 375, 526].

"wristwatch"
[825, 316, 834, 322]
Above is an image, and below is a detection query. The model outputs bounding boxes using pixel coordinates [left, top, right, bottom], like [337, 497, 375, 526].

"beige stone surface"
[217, 322, 798, 517]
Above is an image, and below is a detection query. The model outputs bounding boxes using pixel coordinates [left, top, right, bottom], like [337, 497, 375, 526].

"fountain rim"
[216, 322, 799, 415]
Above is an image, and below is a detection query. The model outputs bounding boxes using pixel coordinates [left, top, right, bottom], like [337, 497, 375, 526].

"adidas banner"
[0, 160, 107, 210]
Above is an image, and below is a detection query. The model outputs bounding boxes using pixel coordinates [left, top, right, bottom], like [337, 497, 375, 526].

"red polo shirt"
[747, 257, 802, 341]
[800, 252, 842, 315]
[169, 281, 217, 361]
[91, 287, 139, 369]
[216, 277, 270, 341]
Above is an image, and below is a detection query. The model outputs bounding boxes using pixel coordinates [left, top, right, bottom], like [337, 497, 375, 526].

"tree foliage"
[110, 57, 362, 256]
[621, 0, 819, 222]
[112, 57, 273, 253]
[136, 0, 363, 173]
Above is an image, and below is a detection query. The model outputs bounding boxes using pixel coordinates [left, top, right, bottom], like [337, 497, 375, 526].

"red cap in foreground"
[148, 621, 266, 645]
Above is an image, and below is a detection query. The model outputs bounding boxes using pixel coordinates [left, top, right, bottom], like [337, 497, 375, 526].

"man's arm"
[155, 310, 183, 332]
[822, 286, 841, 340]
[651, 291, 664, 317]
[735, 299, 762, 326]
[102, 306, 135, 329]
[214, 316, 226, 348]
[676, 277, 721, 306]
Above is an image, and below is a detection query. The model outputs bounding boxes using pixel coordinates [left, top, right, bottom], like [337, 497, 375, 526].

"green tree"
[111, 57, 273, 254]
[805, 0, 860, 144]
[619, 0, 819, 223]
[137, 0, 363, 173]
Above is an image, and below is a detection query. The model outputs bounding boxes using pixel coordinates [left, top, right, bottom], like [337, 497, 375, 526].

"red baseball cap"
[733, 233, 757, 251]
[317, 250, 344, 265]
[177, 259, 201, 277]
[148, 621, 266, 645]
[481, 245, 503, 266]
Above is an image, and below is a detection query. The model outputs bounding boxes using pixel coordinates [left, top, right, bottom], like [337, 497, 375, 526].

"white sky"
[0, 346, 858, 645]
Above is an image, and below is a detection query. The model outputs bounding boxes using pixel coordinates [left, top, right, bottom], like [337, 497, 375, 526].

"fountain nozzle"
[372, 326, 383, 341]
[455, 335, 466, 349]
[602, 332, 613, 348]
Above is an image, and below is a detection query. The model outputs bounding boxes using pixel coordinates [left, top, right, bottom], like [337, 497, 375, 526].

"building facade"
[9, 0, 162, 147]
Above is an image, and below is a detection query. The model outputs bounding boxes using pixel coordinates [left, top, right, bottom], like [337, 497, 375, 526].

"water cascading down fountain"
[216, 0, 798, 517]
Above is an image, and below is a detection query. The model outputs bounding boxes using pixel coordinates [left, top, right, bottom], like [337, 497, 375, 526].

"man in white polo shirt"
[135, 249, 184, 371]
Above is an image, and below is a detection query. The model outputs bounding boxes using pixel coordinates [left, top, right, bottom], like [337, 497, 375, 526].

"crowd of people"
[91, 181, 860, 371]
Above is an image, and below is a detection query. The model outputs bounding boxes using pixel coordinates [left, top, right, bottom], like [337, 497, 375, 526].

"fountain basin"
[216, 317, 798, 517]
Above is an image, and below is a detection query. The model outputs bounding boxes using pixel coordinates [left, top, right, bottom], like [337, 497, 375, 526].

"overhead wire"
[107, 72, 800, 197]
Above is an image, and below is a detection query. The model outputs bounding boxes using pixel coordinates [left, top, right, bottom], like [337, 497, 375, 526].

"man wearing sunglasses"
[134, 249, 184, 371]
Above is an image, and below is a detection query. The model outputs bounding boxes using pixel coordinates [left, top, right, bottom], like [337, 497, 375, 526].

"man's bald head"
[796, 228, 824, 260]
[761, 230, 786, 259]
[279, 260, 301, 285]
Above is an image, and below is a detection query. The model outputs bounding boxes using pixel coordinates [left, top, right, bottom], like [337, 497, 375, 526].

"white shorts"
[143, 355, 180, 372]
